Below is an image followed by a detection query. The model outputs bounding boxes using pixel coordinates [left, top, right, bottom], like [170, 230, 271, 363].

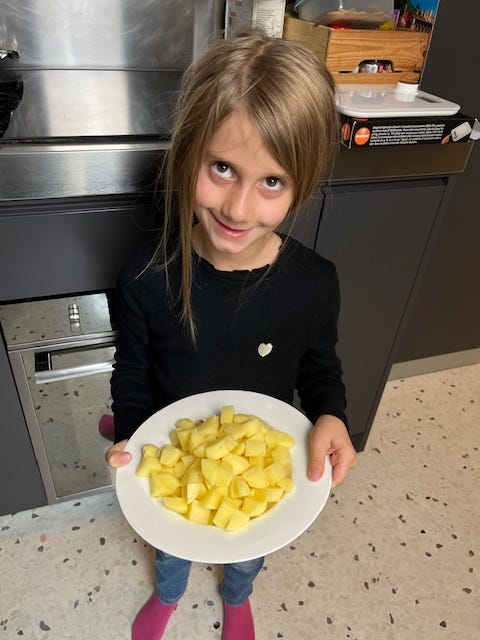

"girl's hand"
[105, 439, 132, 468]
[308, 415, 357, 487]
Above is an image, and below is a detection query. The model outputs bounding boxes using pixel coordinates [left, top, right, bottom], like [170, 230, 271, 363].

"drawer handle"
[35, 360, 114, 384]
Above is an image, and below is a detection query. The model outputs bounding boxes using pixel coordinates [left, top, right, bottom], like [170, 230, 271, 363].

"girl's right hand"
[105, 439, 132, 468]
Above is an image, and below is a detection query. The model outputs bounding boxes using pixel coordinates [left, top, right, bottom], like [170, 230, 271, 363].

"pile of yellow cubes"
[136, 405, 295, 531]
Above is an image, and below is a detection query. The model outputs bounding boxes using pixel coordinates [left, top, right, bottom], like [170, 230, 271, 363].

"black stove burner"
[0, 79, 23, 138]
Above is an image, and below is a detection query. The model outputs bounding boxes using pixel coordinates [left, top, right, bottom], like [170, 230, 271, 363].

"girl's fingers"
[105, 439, 131, 468]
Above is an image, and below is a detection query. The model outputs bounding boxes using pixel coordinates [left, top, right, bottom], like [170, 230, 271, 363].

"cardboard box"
[340, 113, 477, 148]
[225, 1, 286, 38]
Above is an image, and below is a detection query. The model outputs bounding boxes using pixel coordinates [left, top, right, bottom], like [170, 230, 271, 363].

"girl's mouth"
[213, 215, 252, 238]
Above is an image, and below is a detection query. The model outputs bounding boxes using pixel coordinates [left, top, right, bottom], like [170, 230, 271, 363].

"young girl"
[106, 32, 357, 640]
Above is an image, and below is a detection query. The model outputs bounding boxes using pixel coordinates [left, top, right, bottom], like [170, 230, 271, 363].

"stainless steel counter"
[1, 138, 474, 201]
[0, 69, 177, 200]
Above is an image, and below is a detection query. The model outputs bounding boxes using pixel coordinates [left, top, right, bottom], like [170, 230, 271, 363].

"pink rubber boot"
[222, 599, 255, 640]
[131, 592, 177, 640]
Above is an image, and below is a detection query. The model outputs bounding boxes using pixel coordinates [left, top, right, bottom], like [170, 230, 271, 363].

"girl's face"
[193, 110, 294, 271]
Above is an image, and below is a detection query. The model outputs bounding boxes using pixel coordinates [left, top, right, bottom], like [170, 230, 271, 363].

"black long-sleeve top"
[111, 236, 348, 443]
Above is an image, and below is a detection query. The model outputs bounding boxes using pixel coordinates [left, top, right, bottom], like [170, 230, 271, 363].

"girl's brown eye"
[263, 176, 283, 191]
[211, 162, 233, 179]
[266, 177, 279, 188]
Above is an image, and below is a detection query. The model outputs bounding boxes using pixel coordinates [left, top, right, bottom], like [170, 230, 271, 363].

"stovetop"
[0, 69, 182, 142]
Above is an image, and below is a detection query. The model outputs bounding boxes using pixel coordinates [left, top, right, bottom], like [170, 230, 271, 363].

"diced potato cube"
[222, 453, 250, 475]
[231, 442, 246, 456]
[244, 437, 266, 457]
[136, 455, 164, 478]
[215, 461, 234, 487]
[142, 444, 160, 457]
[197, 414, 220, 438]
[186, 500, 211, 524]
[162, 496, 188, 514]
[223, 422, 249, 440]
[159, 445, 183, 467]
[212, 499, 236, 529]
[202, 486, 227, 510]
[276, 476, 295, 493]
[181, 454, 196, 469]
[233, 413, 250, 423]
[174, 460, 187, 479]
[176, 428, 193, 452]
[183, 459, 203, 484]
[255, 417, 274, 433]
[220, 405, 235, 424]
[226, 509, 250, 531]
[205, 435, 237, 460]
[192, 444, 207, 458]
[229, 476, 251, 498]
[169, 430, 180, 447]
[271, 446, 292, 472]
[264, 460, 287, 484]
[185, 482, 203, 504]
[150, 472, 180, 497]
[263, 454, 274, 467]
[265, 429, 295, 449]
[241, 418, 262, 438]
[175, 418, 195, 430]
[254, 487, 284, 503]
[242, 496, 268, 517]
[200, 458, 219, 486]
[242, 463, 268, 488]
[188, 429, 205, 452]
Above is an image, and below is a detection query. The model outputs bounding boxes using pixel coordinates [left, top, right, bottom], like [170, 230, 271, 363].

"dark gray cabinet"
[395, 0, 480, 361]
[0, 197, 156, 300]
[315, 179, 447, 448]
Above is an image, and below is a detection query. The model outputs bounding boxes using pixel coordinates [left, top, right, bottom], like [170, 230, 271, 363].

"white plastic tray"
[335, 83, 461, 118]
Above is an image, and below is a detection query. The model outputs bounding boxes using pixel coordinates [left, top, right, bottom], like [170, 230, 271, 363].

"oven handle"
[35, 360, 114, 384]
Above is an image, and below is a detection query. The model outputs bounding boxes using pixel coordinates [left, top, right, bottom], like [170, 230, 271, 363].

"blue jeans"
[154, 549, 264, 606]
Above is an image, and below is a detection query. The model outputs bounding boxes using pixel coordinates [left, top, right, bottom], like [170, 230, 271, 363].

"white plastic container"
[295, 0, 394, 29]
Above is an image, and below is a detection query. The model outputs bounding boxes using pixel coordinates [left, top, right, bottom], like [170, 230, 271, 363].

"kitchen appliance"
[1, 294, 117, 502]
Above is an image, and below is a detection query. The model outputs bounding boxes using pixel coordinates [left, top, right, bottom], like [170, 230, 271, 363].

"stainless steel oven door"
[9, 335, 117, 503]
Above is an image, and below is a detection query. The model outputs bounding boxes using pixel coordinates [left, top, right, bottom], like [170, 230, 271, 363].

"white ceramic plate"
[116, 390, 331, 563]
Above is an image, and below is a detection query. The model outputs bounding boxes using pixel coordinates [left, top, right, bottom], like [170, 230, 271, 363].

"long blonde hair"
[153, 32, 339, 338]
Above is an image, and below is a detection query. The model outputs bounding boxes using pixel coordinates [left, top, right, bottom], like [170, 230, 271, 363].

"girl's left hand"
[308, 414, 357, 487]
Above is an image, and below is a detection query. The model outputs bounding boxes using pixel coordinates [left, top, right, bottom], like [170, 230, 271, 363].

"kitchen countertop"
[0, 141, 474, 202]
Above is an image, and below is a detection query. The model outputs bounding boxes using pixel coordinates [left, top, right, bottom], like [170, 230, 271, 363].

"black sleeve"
[295, 268, 349, 430]
[110, 262, 156, 443]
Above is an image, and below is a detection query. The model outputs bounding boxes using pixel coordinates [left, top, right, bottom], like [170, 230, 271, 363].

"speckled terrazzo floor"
[1, 364, 479, 640]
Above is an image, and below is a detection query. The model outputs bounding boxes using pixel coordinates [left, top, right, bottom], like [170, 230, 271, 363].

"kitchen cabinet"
[315, 179, 448, 449]
[394, 0, 480, 363]
[0, 196, 155, 301]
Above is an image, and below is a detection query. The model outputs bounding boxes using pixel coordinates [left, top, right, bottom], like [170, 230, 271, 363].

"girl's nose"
[223, 185, 252, 223]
